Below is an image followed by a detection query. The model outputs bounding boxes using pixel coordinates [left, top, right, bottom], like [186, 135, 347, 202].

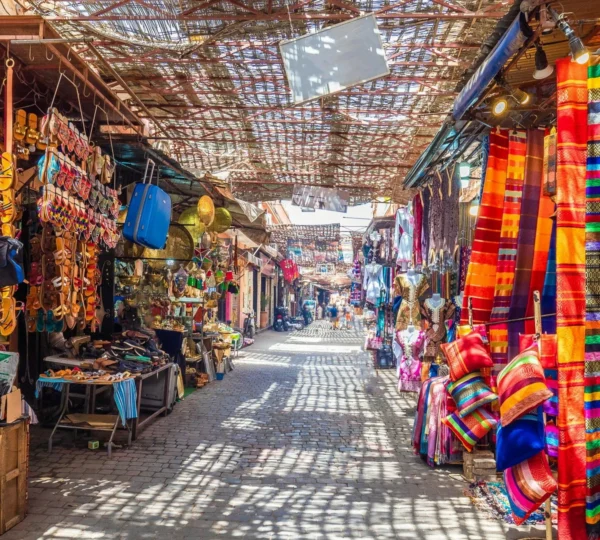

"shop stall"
[351, 2, 599, 537]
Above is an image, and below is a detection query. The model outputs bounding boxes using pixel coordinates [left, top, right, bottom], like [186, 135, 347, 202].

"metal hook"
[45, 47, 54, 62]
[66, 47, 71, 62]
[82, 70, 91, 98]
[28, 45, 34, 62]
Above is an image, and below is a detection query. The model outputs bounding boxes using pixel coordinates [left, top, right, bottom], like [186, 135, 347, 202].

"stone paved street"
[5, 321, 508, 539]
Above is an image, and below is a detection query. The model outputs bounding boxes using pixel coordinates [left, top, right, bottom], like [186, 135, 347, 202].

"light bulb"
[469, 204, 480, 217]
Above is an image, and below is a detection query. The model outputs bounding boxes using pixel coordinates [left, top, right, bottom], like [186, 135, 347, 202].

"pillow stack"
[440, 332, 498, 452]
[496, 347, 556, 525]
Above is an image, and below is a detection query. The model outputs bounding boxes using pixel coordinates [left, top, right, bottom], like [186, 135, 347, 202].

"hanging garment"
[556, 57, 587, 540]
[461, 130, 509, 324]
[395, 328, 425, 393]
[586, 62, 600, 537]
[363, 263, 385, 305]
[421, 187, 431, 265]
[507, 129, 545, 359]
[413, 193, 423, 267]
[394, 273, 429, 330]
[442, 167, 460, 255]
[421, 297, 455, 360]
[488, 130, 527, 377]
[394, 206, 413, 269]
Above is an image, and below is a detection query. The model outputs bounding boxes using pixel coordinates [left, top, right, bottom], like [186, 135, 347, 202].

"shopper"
[330, 303, 339, 329]
[316, 304, 323, 320]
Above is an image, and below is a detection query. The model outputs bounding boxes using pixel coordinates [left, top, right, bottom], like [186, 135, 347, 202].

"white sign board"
[280, 14, 389, 105]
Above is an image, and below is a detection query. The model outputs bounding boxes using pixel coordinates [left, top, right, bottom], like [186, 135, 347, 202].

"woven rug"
[465, 480, 557, 526]
[556, 57, 588, 540]
[507, 129, 544, 357]
[461, 129, 509, 325]
[488, 130, 527, 386]
[586, 61, 600, 537]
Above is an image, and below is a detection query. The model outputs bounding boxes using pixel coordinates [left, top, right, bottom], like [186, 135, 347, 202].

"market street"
[6, 321, 506, 540]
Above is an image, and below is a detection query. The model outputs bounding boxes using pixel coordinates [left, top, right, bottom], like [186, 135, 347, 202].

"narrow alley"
[5, 322, 506, 539]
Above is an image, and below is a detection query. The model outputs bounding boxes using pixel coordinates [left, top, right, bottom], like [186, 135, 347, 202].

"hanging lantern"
[201, 231, 212, 249]
[197, 195, 215, 227]
[208, 207, 232, 233]
[178, 207, 206, 240]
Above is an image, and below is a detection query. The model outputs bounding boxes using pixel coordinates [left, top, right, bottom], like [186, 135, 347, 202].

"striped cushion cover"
[518, 333, 557, 368]
[441, 408, 497, 452]
[441, 331, 494, 382]
[497, 349, 553, 427]
[504, 451, 557, 525]
[447, 372, 498, 417]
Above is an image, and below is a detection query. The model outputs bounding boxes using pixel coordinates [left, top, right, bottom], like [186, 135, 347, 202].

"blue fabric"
[496, 408, 545, 472]
[35, 377, 138, 426]
[393, 295, 402, 314]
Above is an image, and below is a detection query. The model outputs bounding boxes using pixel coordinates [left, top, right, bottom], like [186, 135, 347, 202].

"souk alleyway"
[5, 321, 508, 540]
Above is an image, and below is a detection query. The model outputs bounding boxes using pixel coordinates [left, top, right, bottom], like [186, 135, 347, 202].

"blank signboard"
[280, 14, 389, 105]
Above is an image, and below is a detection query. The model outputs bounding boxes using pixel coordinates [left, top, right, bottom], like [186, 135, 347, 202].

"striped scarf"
[461, 129, 509, 324]
[542, 219, 558, 333]
[586, 61, 600, 537]
[524, 129, 556, 335]
[556, 57, 588, 540]
[488, 130, 527, 384]
[507, 129, 544, 358]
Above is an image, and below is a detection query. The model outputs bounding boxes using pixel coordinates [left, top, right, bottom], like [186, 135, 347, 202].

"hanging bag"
[0, 237, 24, 287]
[123, 159, 171, 249]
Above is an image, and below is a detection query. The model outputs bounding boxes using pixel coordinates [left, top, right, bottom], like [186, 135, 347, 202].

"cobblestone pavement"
[5, 320, 508, 539]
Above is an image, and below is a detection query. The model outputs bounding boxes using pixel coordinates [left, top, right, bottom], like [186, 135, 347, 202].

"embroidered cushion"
[497, 349, 553, 427]
[441, 331, 494, 382]
[447, 372, 498, 417]
[496, 408, 545, 472]
[504, 451, 557, 525]
[441, 408, 497, 452]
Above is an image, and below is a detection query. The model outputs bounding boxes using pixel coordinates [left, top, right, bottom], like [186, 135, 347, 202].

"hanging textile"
[413, 193, 423, 268]
[541, 220, 558, 334]
[421, 186, 431, 264]
[460, 129, 509, 325]
[524, 130, 556, 334]
[586, 61, 600, 537]
[442, 167, 460, 255]
[507, 129, 544, 358]
[428, 172, 444, 257]
[488, 130, 527, 378]
[556, 57, 587, 540]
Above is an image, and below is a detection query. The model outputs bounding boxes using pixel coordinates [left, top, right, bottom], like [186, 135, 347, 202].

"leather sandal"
[13, 110, 27, 142]
[0, 153, 14, 191]
[0, 297, 16, 336]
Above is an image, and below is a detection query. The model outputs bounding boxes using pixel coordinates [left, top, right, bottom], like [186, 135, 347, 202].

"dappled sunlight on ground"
[5, 320, 507, 539]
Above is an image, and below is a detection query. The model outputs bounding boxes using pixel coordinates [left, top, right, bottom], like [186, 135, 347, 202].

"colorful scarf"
[524, 130, 556, 335]
[556, 57, 588, 540]
[507, 129, 544, 358]
[586, 61, 600, 537]
[461, 130, 509, 324]
[542, 219, 558, 334]
[488, 131, 527, 379]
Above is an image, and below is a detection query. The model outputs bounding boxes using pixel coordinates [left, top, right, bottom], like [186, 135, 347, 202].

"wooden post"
[533, 290, 553, 540]
[4, 58, 14, 154]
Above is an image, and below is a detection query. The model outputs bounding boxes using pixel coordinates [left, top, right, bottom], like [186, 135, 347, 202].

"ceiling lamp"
[550, 6, 590, 65]
[512, 88, 531, 106]
[459, 161, 471, 179]
[533, 42, 554, 80]
[469, 202, 480, 217]
[491, 97, 509, 117]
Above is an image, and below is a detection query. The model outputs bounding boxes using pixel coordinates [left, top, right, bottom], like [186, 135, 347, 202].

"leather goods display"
[124, 159, 171, 249]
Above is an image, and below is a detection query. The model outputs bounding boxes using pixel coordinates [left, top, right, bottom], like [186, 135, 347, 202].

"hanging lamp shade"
[197, 195, 215, 227]
[178, 207, 206, 240]
[201, 231, 212, 249]
[208, 207, 232, 233]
